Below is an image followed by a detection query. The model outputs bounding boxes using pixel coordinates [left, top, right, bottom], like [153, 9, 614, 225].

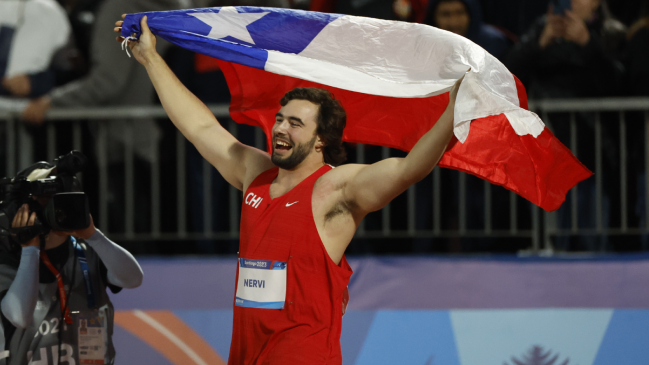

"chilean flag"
[121, 7, 592, 212]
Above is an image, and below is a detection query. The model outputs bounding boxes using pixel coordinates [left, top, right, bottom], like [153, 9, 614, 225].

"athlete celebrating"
[115, 15, 461, 365]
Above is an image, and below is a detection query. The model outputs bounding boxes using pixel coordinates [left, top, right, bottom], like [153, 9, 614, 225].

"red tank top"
[228, 165, 353, 365]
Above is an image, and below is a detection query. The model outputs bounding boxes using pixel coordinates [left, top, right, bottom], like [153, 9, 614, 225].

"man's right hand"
[115, 15, 158, 66]
[11, 204, 40, 248]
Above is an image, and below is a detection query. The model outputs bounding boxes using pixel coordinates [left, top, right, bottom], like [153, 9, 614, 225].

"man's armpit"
[324, 199, 358, 224]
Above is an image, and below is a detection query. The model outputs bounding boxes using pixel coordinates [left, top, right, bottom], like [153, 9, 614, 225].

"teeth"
[276, 141, 290, 147]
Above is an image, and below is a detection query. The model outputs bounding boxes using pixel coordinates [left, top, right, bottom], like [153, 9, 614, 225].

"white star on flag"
[189, 7, 269, 45]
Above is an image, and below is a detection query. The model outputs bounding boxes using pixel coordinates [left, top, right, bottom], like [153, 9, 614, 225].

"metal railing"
[529, 98, 649, 253]
[1, 97, 649, 253]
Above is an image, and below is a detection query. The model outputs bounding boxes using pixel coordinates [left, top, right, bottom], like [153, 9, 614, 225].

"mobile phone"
[551, 0, 571, 14]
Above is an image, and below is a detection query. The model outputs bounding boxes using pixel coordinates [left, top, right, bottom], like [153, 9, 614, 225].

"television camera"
[0, 151, 90, 251]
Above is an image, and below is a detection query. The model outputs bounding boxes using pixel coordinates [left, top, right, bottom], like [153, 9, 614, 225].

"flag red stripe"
[218, 61, 592, 211]
[438, 115, 592, 211]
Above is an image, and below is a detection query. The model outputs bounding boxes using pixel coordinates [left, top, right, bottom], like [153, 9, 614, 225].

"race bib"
[235, 259, 287, 309]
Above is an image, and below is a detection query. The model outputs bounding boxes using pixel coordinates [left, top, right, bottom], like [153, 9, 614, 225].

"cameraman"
[0, 167, 143, 365]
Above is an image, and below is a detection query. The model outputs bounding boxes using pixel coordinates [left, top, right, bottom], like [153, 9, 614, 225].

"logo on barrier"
[504, 346, 570, 365]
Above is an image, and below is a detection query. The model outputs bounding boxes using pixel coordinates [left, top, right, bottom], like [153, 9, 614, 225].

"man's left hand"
[52, 215, 97, 240]
[22, 96, 51, 125]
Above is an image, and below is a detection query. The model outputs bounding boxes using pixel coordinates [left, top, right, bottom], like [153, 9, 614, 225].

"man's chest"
[240, 183, 318, 259]
[240, 171, 353, 260]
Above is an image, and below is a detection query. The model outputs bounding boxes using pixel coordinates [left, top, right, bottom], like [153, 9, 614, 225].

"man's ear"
[315, 135, 326, 152]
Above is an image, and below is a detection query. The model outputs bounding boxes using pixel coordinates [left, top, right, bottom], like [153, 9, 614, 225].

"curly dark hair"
[280, 88, 347, 166]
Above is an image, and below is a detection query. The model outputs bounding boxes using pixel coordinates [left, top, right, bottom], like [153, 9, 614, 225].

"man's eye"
[290, 123, 298, 127]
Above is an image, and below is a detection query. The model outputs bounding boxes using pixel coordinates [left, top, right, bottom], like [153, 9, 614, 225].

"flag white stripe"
[265, 51, 455, 98]
[265, 15, 544, 142]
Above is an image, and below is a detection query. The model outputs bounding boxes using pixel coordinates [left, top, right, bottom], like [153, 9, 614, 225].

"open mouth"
[274, 139, 292, 152]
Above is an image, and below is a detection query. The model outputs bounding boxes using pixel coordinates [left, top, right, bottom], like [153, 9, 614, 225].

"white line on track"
[133, 309, 208, 365]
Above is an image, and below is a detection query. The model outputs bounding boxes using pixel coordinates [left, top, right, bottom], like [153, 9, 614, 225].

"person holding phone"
[504, 0, 626, 252]
[505, 0, 626, 99]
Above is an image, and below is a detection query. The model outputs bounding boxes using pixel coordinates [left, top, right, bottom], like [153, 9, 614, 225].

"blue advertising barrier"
[110, 255, 649, 364]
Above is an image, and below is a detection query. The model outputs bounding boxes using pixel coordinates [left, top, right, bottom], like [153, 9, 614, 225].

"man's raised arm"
[114, 16, 272, 191]
[342, 78, 462, 218]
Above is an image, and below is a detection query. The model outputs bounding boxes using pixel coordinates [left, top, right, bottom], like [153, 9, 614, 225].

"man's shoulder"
[321, 163, 364, 178]
[314, 163, 365, 198]
[245, 164, 278, 192]
[242, 151, 275, 191]
[70, 238, 105, 271]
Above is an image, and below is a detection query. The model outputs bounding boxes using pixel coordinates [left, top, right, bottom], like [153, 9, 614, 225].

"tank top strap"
[248, 167, 280, 191]
[303, 164, 334, 188]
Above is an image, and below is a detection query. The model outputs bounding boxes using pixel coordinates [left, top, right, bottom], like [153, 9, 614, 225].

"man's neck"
[44, 233, 68, 250]
[272, 159, 325, 197]
[39, 236, 70, 283]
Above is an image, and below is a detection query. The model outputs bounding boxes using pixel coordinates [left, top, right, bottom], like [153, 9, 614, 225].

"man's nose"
[449, 17, 462, 28]
[275, 120, 290, 133]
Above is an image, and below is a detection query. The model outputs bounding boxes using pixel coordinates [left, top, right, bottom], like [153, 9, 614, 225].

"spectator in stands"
[56, 0, 104, 65]
[0, 0, 71, 99]
[504, 0, 626, 98]
[0, 0, 73, 180]
[21, 0, 184, 244]
[506, 0, 626, 251]
[423, 0, 511, 60]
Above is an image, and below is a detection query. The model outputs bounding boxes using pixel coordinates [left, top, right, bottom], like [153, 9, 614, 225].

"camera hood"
[43, 192, 90, 231]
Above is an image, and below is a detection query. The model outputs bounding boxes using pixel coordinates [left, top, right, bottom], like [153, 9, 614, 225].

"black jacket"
[504, 16, 626, 98]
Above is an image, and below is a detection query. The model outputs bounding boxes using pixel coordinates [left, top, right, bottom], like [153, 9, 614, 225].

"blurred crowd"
[3, 0, 646, 102]
[1, 0, 649, 255]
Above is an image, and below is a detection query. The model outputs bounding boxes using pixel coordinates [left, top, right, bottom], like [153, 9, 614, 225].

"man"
[115, 15, 461, 364]
[0, 165, 144, 365]
[424, 0, 510, 60]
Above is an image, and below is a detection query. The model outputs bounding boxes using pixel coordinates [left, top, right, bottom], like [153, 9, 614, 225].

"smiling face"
[271, 99, 323, 170]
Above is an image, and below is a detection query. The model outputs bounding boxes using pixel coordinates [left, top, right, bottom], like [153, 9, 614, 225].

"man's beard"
[271, 133, 318, 170]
